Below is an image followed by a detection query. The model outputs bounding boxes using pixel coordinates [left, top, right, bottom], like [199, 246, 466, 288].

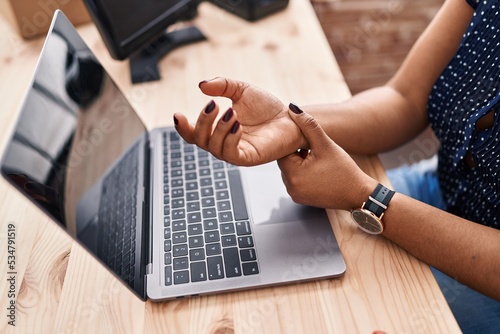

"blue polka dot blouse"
[427, 0, 499, 228]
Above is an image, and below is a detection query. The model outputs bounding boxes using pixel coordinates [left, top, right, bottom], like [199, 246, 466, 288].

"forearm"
[302, 85, 428, 155]
[381, 192, 500, 300]
[298, 0, 473, 155]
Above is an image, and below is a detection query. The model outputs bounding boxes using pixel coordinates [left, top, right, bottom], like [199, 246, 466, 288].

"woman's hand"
[277, 105, 378, 211]
[174, 77, 305, 166]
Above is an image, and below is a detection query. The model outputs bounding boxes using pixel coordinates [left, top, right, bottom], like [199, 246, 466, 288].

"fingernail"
[204, 100, 216, 114]
[289, 103, 303, 114]
[222, 108, 234, 122]
[231, 121, 240, 134]
[173, 115, 179, 126]
[199, 77, 217, 88]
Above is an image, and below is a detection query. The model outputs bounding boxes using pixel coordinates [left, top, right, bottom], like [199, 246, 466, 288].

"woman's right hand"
[174, 77, 307, 166]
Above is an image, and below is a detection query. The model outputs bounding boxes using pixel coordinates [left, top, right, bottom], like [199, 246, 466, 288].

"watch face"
[351, 209, 383, 235]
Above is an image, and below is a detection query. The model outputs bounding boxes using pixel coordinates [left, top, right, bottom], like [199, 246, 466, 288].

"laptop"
[0, 11, 345, 301]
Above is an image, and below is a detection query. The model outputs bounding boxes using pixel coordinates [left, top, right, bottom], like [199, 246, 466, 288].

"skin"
[174, 0, 500, 300]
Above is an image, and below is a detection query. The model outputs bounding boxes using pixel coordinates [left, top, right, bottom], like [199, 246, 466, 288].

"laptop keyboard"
[162, 130, 259, 285]
[98, 143, 139, 287]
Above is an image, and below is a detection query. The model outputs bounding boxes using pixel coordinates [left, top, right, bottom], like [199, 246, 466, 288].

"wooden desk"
[0, 0, 460, 333]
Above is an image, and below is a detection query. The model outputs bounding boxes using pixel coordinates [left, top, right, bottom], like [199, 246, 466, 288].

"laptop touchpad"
[242, 162, 325, 225]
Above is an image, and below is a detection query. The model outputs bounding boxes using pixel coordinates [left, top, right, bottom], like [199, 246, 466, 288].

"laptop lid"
[0, 11, 149, 300]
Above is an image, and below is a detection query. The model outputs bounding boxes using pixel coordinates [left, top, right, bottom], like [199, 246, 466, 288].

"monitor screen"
[83, 0, 200, 59]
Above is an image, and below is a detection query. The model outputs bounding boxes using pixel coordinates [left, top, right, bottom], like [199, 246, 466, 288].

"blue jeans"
[386, 157, 500, 333]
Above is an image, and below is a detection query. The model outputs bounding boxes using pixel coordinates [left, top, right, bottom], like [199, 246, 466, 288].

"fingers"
[288, 103, 332, 153]
[208, 107, 241, 159]
[173, 112, 196, 144]
[174, 100, 220, 148]
[193, 100, 220, 149]
[174, 99, 242, 162]
[198, 77, 248, 102]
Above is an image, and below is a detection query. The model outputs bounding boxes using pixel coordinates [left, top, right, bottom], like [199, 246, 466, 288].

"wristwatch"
[351, 184, 395, 235]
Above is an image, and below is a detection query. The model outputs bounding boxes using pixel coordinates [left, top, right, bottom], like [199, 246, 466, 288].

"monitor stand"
[129, 26, 206, 84]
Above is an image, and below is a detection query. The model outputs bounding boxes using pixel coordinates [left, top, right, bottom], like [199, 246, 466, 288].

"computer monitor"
[83, 0, 205, 83]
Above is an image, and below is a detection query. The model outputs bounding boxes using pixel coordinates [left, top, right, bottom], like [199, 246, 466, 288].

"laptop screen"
[1, 13, 148, 297]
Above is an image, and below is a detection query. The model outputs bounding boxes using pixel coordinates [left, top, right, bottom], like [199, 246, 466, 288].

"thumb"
[198, 77, 248, 102]
[288, 103, 332, 152]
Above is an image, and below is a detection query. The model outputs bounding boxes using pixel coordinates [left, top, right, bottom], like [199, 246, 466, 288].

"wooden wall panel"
[311, 0, 444, 94]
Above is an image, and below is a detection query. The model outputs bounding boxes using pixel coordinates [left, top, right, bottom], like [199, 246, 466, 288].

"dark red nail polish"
[198, 80, 207, 88]
[289, 103, 303, 114]
[204, 100, 216, 114]
[173, 115, 179, 125]
[231, 121, 240, 134]
[222, 108, 234, 122]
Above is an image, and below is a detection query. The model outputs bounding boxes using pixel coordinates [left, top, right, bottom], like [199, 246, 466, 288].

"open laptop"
[0, 11, 345, 301]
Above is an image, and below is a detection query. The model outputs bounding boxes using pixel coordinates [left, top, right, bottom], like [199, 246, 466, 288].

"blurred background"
[312, 0, 444, 95]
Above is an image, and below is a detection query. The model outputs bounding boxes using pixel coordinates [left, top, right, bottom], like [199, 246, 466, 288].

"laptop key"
[218, 211, 232, 222]
[240, 248, 256, 262]
[174, 270, 189, 284]
[165, 252, 172, 265]
[164, 240, 171, 252]
[200, 178, 212, 187]
[220, 223, 235, 235]
[206, 243, 221, 256]
[187, 212, 201, 223]
[172, 198, 185, 208]
[172, 208, 185, 219]
[222, 235, 237, 247]
[201, 187, 214, 197]
[207, 256, 224, 280]
[202, 208, 216, 218]
[187, 202, 200, 212]
[216, 191, 229, 201]
[186, 192, 199, 201]
[170, 132, 180, 141]
[223, 247, 241, 277]
[201, 197, 215, 207]
[242, 262, 259, 276]
[190, 248, 205, 261]
[203, 219, 218, 230]
[199, 159, 210, 167]
[188, 236, 204, 248]
[238, 236, 254, 248]
[172, 220, 186, 231]
[188, 223, 203, 235]
[173, 244, 188, 257]
[235, 221, 251, 235]
[172, 232, 187, 244]
[165, 266, 172, 286]
[171, 179, 183, 187]
[173, 257, 189, 270]
[204, 231, 220, 243]
[191, 262, 207, 282]
[217, 200, 231, 211]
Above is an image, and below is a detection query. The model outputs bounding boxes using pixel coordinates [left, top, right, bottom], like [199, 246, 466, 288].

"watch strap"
[363, 184, 395, 218]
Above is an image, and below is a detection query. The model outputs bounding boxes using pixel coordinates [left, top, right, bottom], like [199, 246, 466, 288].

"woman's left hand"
[277, 105, 378, 211]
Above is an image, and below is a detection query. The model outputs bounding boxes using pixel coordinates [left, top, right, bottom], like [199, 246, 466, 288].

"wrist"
[348, 177, 379, 211]
[350, 180, 396, 235]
